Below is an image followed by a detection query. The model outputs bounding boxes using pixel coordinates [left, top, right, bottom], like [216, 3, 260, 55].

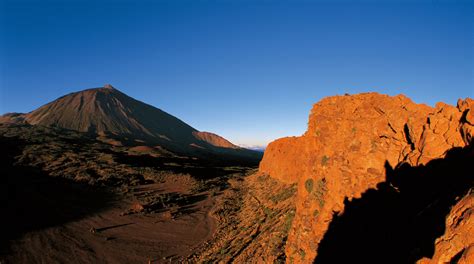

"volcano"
[2, 84, 260, 160]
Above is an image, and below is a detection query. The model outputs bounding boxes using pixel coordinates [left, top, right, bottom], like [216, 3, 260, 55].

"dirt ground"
[2, 180, 217, 264]
[1, 169, 297, 264]
[0, 124, 259, 264]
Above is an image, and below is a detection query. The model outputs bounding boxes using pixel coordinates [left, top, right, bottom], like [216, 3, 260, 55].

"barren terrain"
[0, 124, 270, 263]
[2, 92, 473, 263]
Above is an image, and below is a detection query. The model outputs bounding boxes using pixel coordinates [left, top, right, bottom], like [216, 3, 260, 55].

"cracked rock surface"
[259, 93, 473, 263]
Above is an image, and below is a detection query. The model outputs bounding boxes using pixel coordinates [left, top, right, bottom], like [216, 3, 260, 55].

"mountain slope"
[2, 84, 260, 160]
[193, 131, 238, 149]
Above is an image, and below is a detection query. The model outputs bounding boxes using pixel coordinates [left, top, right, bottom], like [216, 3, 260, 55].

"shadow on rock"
[315, 144, 474, 264]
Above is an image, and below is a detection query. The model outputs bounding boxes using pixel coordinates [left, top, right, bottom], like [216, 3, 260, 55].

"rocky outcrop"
[259, 93, 473, 263]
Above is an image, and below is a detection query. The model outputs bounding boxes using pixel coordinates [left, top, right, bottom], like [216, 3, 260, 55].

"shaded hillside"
[259, 93, 473, 263]
[1, 84, 261, 161]
[0, 123, 256, 186]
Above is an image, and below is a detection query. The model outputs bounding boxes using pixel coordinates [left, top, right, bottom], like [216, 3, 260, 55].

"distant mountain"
[1, 84, 261, 161]
[193, 131, 239, 149]
[238, 144, 266, 152]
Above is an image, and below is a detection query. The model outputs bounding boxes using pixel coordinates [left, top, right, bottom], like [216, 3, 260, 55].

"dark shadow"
[0, 135, 116, 256]
[113, 151, 252, 180]
[451, 248, 465, 264]
[315, 144, 473, 264]
[95, 223, 134, 232]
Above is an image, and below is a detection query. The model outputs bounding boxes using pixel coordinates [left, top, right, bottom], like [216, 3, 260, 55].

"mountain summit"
[25, 85, 197, 143]
[2, 85, 260, 160]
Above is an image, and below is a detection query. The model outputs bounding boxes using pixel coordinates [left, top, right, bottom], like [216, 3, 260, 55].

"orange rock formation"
[259, 93, 473, 263]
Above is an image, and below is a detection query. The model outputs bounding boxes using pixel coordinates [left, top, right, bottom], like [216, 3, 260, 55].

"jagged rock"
[259, 93, 473, 263]
[417, 191, 474, 264]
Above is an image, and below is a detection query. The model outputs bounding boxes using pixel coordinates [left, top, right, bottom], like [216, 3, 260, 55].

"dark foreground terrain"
[0, 123, 296, 263]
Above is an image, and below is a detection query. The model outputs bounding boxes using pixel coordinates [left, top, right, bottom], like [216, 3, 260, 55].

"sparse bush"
[263, 206, 275, 219]
[299, 249, 306, 259]
[313, 209, 319, 218]
[321, 155, 330, 166]
[220, 248, 228, 255]
[305, 177, 328, 207]
[270, 184, 297, 203]
[305, 179, 314, 193]
[284, 209, 296, 233]
[314, 178, 327, 208]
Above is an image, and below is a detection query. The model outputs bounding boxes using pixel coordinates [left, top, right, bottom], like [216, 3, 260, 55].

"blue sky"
[1, 0, 473, 146]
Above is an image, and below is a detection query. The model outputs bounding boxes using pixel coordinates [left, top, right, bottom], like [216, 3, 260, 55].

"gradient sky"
[1, 0, 473, 146]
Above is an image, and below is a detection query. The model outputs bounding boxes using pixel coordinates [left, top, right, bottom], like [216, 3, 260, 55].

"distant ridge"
[193, 131, 239, 149]
[238, 144, 266, 152]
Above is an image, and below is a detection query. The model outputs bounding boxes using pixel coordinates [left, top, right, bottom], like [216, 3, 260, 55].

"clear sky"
[1, 0, 473, 146]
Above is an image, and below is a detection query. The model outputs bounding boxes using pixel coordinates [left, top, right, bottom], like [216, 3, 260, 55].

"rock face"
[259, 93, 473, 263]
[1, 85, 261, 160]
[418, 191, 474, 264]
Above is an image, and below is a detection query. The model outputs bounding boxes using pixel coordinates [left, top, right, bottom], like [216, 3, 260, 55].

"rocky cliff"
[259, 93, 473, 263]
